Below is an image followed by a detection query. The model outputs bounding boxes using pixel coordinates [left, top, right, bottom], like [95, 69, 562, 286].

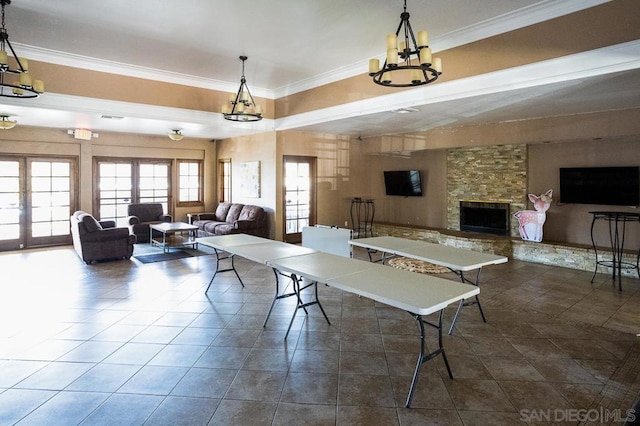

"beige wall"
[276, 0, 640, 118]
[213, 114, 639, 250]
[529, 137, 640, 250]
[349, 126, 639, 250]
[217, 132, 277, 238]
[2, 117, 638, 251]
[349, 148, 448, 229]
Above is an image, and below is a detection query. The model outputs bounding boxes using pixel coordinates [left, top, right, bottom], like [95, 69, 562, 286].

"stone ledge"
[373, 222, 639, 279]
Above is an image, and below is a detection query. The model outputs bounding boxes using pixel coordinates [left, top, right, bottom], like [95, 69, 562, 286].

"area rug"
[132, 243, 216, 263]
[387, 256, 450, 274]
[133, 250, 195, 263]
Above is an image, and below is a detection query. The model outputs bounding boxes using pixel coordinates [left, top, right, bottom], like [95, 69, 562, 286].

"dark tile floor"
[0, 244, 638, 425]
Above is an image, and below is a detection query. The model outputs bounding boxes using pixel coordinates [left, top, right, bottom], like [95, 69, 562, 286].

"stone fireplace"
[447, 144, 527, 237]
[460, 201, 510, 236]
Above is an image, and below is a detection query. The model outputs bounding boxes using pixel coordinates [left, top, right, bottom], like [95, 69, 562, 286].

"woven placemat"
[387, 256, 450, 274]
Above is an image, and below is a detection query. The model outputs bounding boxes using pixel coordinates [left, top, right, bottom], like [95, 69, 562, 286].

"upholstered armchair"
[126, 203, 172, 243]
[70, 211, 136, 264]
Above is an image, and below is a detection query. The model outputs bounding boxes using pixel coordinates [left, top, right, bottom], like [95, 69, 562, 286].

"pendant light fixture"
[222, 56, 262, 122]
[168, 130, 184, 141]
[0, 114, 16, 129]
[369, 0, 442, 87]
[0, 0, 44, 98]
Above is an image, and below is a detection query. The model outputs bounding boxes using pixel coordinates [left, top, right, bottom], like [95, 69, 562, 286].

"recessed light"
[390, 107, 419, 114]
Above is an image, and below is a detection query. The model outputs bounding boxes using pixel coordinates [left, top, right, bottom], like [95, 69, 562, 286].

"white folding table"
[268, 251, 479, 408]
[198, 234, 272, 291]
[350, 236, 508, 333]
[197, 235, 327, 332]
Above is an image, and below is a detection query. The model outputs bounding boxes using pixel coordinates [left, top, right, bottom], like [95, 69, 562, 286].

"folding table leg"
[284, 274, 331, 339]
[406, 310, 452, 408]
[205, 249, 244, 292]
[448, 268, 486, 334]
[263, 268, 297, 328]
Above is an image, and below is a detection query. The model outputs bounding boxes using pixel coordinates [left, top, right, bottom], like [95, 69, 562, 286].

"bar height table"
[589, 211, 640, 291]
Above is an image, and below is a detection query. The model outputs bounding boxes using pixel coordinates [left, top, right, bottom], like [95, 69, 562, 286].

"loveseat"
[192, 202, 267, 237]
[126, 203, 172, 243]
[70, 211, 136, 264]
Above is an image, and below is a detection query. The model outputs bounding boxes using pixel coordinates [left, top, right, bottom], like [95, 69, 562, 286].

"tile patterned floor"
[0, 244, 638, 425]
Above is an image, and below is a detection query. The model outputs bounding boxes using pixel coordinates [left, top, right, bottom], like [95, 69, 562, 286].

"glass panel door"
[0, 156, 76, 251]
[283, 156, 316, 243]
[139, 162, 169, 211]
[0, 158, 23, 250]
[95, 159, 171, 226]
[97, 161, 132, 227]
[26, 159, 74, 247]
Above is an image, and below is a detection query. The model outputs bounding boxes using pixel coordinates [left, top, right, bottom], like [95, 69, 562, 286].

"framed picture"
[239, 161, 260, 198]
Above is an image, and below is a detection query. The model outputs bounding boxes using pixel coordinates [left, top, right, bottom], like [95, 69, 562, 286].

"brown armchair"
[126, 203, 172, 243]
[70, 211, 136, 264]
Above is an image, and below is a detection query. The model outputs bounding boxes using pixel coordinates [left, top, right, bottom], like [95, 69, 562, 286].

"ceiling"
[0, 0, 638, 141]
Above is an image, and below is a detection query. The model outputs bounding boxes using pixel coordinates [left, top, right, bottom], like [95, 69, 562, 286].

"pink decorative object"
[513, 189, 553, 242]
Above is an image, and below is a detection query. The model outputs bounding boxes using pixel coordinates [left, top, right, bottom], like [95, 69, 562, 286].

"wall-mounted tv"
[384, 170, 422, 197]
[559, 166, 640, 207]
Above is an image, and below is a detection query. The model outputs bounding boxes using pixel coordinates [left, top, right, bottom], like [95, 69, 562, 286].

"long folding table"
[267, 251, 478, 408]
[197, 235, 328, 334]
[349, 236, 508, 334]
[199, 234, 273, 291]
[198, 234, 480, 407]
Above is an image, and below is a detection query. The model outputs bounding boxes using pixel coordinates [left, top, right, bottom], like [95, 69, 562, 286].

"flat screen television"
[384, 170, 422, 197]
[559, 166, 640, 206]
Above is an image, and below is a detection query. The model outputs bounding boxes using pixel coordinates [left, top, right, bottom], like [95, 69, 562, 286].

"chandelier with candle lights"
[0, 0, 44, 98]
[368, 0, 442, 87]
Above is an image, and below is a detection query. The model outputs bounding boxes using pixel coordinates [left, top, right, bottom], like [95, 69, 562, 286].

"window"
[177, 160, 203, 206]
[218, 159, 231, 203]
[139, 163, 169, 204]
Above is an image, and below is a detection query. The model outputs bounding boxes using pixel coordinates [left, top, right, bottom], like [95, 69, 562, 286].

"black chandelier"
[222, 56, 262, 122]
[369, 0, 442, 87]
[0, 0, 44, 98]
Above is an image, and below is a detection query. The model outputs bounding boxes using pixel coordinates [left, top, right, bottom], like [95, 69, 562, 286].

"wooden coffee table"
[149, 222, 199, 253]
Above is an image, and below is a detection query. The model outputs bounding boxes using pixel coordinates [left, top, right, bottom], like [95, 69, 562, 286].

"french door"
[0, 156, 76, 251]
[283, 156, 316, 243]
[95, 158, 171, 226]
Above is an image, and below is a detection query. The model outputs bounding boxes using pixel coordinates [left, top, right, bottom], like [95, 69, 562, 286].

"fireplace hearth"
[460, 201, 510, 236]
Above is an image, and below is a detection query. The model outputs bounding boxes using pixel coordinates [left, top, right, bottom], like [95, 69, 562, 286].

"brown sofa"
[126, 203, 172, 243]
[70, 211, 136, 264]
[193, 202, 267, 237]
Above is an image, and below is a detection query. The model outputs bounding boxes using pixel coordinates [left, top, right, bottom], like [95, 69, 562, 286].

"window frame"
[218, 158, 231, 203]
[176, 159, 204, 207]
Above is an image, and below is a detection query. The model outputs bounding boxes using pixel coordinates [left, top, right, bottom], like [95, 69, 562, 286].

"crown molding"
[275, 40, 640, 132]
[272, 0, 611, 98]
[432, 0, 610, 52]
[14, 0, 610, 100]
[14, 43, 275, 100]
